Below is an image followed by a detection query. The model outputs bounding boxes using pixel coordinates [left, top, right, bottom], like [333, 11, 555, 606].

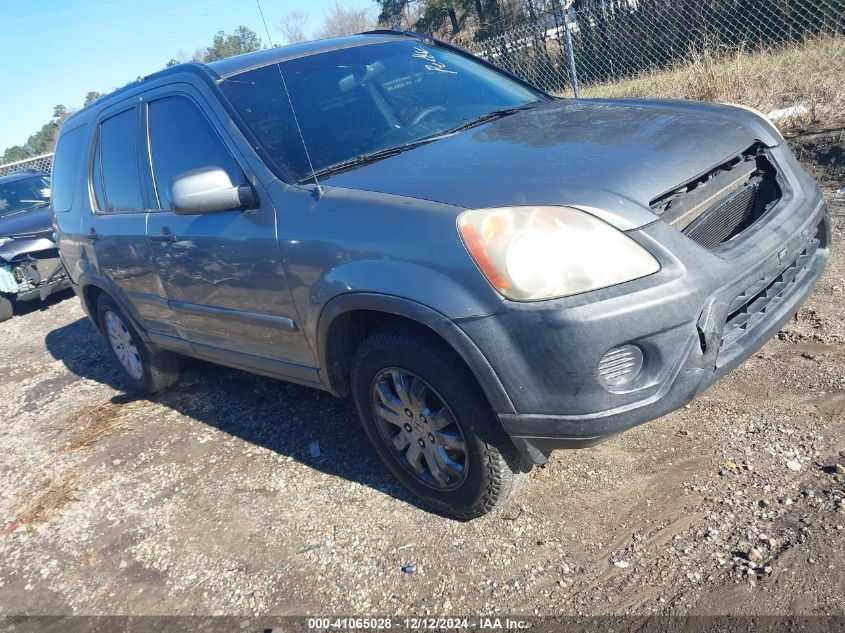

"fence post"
[563, 8, 580, 98]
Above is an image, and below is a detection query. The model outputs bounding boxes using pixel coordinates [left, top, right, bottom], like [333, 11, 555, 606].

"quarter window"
[147, 96, 243, 210]
[94, 109, 144, 213]
[51, 124, 87, 213]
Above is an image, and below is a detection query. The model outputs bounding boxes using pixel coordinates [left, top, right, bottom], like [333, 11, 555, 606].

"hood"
[0, 205, 53, 239]
[322, 98, 779, 230]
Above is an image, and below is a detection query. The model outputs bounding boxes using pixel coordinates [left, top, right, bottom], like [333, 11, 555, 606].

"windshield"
[0, 173, 51, 217]
[220, 39, 544, 181]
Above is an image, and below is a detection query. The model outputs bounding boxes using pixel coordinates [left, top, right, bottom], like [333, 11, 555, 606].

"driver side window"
[147, 95, 244, 211]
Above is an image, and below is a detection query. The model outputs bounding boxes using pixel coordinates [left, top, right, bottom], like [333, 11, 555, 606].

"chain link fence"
[466, 0, 845, 100]
[0, 154, 54, 178]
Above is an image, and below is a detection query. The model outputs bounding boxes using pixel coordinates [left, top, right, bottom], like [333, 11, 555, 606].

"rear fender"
[77, 275, 153, 345]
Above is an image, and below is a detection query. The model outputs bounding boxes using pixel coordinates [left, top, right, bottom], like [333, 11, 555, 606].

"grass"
[7, 397, 149, 529]
[57, 396, 146, 453]
[18, 472, 79, 525]
[576, 35, 845, 130]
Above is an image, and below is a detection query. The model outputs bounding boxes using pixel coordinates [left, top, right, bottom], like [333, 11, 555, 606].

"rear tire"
[0, 296, 12, 323]
[351, 322, 529, 519]
[96, 293, 182, 394]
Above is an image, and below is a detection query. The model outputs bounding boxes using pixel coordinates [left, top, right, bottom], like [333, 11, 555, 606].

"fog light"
[598, 345, 643, 389]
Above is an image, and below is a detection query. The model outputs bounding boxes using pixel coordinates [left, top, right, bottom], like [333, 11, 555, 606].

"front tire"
[96, 293, 182, 394]
[352, 323, 529, 519]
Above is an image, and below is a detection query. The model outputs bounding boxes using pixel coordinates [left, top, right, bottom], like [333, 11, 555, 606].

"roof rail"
[359, 29, 430, 42]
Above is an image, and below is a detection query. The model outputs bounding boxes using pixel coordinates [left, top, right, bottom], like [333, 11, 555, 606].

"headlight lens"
[457, 206, 660, 301]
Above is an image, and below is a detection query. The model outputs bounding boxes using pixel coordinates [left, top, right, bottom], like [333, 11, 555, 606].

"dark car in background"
[52, 32, 829, 518]
[0, 169, 70, 322]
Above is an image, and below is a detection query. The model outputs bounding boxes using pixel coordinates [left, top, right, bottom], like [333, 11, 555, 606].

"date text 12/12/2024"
[301, 618, 531, 630]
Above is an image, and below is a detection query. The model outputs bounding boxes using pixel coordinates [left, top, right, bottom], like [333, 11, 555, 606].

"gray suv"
[53, 32, 830, 518]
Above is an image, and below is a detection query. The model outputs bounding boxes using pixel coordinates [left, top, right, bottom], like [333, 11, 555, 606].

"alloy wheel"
[104, 311, 143, 380]
[370, 368, 468, 490]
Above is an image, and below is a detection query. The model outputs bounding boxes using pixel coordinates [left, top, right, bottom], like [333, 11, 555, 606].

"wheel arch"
[78, 276, 151, 344]
[316, 293, 515, 415]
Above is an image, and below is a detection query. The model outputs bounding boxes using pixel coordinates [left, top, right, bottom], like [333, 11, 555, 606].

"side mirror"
[170, 167, 257, 215]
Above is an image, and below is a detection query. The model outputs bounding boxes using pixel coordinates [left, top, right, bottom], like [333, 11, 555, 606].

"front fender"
[310, 259, 503, 321]
[316, 291, 515, 416]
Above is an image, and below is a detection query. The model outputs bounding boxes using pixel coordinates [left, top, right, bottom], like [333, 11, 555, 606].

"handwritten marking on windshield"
[412, 46, 458, 75]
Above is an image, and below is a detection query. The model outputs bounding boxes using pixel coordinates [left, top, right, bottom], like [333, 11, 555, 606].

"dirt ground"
[1, 134, 843, 618]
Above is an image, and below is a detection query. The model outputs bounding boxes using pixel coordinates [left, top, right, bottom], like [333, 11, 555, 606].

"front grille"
[651, 145, 781, 251]
[719, 227, 820, 356]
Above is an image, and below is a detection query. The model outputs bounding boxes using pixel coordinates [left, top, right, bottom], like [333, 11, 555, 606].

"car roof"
[62, 32, 422, 127]
[0, 169, 49, 184]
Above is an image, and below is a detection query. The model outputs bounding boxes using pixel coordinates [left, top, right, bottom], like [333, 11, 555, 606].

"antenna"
[255, 0, 324, 200]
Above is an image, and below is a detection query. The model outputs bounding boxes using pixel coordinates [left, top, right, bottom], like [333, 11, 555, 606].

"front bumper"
[456, 145, 831, 464]
[0, 256, 70, 303]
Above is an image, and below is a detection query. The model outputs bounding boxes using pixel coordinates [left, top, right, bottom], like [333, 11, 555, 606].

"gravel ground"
[0, 135, 843, 617]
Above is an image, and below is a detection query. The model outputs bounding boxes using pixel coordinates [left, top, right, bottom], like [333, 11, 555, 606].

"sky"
[0, 0, 376, 153]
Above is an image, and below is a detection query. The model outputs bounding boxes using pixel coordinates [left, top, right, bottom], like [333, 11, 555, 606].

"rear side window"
[51, 124, 88, 213]
[94, 109, 144, 213]
[147, 96, 244, 210]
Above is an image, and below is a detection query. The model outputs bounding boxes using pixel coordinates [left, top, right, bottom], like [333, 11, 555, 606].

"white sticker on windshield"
[412, 46, 458, 75]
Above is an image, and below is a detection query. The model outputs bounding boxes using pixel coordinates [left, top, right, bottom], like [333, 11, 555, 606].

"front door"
[142, 89, 313, 368]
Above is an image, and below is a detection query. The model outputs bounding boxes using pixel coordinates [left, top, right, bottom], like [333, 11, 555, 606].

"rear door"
[142, 87, 312, 367]
[84, 103, 178, 336]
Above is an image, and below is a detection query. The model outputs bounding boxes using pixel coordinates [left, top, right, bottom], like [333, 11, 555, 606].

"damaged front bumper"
[456, 147, 830, 465]
[0, 239, 70, 304]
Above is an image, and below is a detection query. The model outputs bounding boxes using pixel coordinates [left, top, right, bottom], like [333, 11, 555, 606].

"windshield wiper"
[305, 101, 543, 182]
[0, 201, 50, 217]
[440, 101, 543, 136]
[309, 139, 437, 180]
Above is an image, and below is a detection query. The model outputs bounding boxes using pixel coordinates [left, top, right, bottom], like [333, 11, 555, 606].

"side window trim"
[142, 88, 248, 212]
[88, 124, 106, 212]
[142, 99, 160, 210]
[88, 103, 149, 216]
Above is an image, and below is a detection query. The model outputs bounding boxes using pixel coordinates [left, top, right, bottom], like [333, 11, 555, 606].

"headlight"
[457, 206, 660, 301]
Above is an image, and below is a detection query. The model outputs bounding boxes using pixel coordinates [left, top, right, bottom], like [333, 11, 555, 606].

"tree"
[278, 10, 310, 44]
[2, 145, 30, 164]
[1, 101, 74, 164]
[376, 0, 418, 29]
[416, 0, 461, 34]
[402, 0, 503, 40]
[3, 121, 60, 164]
[315, 1, 376, 38]
[83, 91, 103, 106]
[202, 26, 263, 62]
